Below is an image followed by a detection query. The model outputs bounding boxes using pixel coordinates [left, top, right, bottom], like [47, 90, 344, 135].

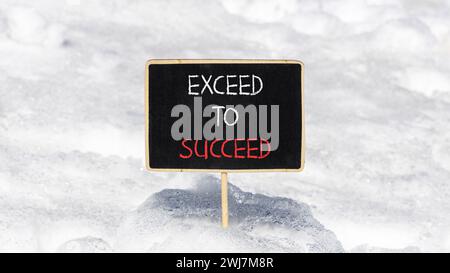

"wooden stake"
[221, 172, 229, 228]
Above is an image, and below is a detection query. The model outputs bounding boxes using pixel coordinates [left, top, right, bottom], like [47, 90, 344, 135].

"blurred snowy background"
[0, 0, 449, 252]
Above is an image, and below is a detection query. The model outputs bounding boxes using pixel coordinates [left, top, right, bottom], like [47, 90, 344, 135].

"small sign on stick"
[145, 59, 305, 227]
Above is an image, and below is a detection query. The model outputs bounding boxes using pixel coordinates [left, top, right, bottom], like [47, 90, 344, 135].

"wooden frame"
[145, 59, 305, 172]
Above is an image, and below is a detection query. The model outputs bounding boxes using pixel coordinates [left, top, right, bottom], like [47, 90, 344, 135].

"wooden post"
[221, 172, 228, 228]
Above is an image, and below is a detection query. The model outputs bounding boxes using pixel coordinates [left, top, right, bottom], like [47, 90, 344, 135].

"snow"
[0, 0, 450, 252]
[58, 236, 113, 253]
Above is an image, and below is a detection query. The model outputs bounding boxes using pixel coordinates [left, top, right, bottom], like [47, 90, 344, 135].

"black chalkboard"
[145, 60, 304, 172]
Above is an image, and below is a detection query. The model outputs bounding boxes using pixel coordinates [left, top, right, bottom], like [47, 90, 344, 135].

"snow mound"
[5, 7, 66, 47]
[115, 176, 343, 252]
[58, 236, 112, 253]
[351, 244, 421, 253]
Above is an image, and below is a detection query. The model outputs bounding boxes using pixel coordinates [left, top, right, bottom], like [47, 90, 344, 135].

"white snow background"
[0, 0, 449, 252]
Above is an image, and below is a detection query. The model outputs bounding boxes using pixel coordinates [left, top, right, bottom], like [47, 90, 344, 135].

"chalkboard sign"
[145, 59, 304, 172]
